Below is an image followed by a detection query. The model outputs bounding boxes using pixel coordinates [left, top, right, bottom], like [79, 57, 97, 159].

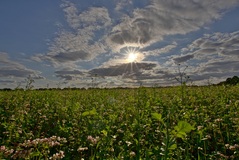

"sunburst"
[125, 47, 139, 63]
[127, 52, 138, 62]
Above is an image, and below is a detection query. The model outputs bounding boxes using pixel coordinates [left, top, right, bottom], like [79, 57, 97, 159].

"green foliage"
[0, 86, 239, 159]
[82, 108, 97, 117]
[151, 113, 162, 121]
[173, 121, 195, 139]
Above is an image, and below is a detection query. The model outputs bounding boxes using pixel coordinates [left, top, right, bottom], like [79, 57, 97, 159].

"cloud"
[51, 50, 91, 62]
[0, 79, 15, 84]
[35, 1, 112, 67]
[85, 62, 180, 87]
[0, 68, 34, 78]
[89, 62, 157, 77]
[167, 31, 239, 83]
[28, 1, 239, 87]
[0, 52, 42, 78]
[181, 31, 239, 60]
[55, 69, 85, 80]
[226, 50, 239, 57]
[61, 1, 111, 30]
[39, 0, 239, 68]
[107, 0, 239, 51]
[171, 44, 239, 84]
[0, 52, 23, 68]
[115, 0, 133, 12]
[144, 42, 177, 56]
[171, 31, 239, 70]
[173, 54, 194, 63]
[39, 29, 107, 67]
[200, 60, 239, 73]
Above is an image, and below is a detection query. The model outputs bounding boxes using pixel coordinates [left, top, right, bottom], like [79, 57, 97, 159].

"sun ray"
[125, 47, 139, 63]
[127, 53, 138, 62]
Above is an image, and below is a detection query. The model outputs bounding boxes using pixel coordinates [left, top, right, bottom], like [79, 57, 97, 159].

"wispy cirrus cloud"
[29, 0, 239, 87]
[61, 1, 111, 30]
[177, 31, 239, 63]
[34, 1, 112, 67]
[168, 31, 239, 84]
[143, 42, 177, 56]
[107, 0, 239, 51]
[36, 0, 239, 68]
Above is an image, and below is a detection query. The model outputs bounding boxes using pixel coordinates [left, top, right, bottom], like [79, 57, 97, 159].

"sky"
[0, 0, 239, 89]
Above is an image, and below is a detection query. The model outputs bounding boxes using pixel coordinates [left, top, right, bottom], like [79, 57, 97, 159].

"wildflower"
[215, 118, 223, 122]
[49, 151, 65, 160]
[110, 148, 114, 152]
[118, 141, 122, 145]
[126, 141, 132, 146]
[212, 124, 217, 127]
[205, 135, 211, 139]
[155, 129, 160, 133]
[117, 129, 124, 133]
[77, 147, 88, 152]
[229, 145, 236, 151]
[225, 144, 230, 148]
[32, 139, 38, 145]
[130, 151, 136, 157]
[0, 146, 14, 157]
[51, 136, 57, 141]
[0, 146, 6, 151]
[57, 136, 61, 141]
[217, 152, 229, 159]
[197, 126, 203, 131]
[194, 106, 198, 112]
[201, 137, 207, 141]
[87, 136, 99, 145]
[198, 147, 203, 150]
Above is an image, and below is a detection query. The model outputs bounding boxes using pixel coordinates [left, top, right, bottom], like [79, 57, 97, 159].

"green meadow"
[0, 85, 239, 159]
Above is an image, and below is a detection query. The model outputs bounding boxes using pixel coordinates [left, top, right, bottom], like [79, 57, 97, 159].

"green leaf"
[174, 121, 195, 133]
[151, 113, 162, 121]
[174, 121, 195, 139]
[82, 108, 97, 117]
[168, 144, 177, 150]
[101, 130, 107, 136]
[30, 151, 42, 157]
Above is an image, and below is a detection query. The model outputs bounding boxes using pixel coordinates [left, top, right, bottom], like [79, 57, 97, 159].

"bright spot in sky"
[127, 52, 138, 62]
[125, 47, 142, 63]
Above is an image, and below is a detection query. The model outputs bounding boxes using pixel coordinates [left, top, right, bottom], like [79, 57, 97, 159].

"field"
[0, 85, 239, 159]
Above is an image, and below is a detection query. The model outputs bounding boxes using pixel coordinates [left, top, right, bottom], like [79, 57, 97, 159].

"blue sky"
[1, 0, 239, 89]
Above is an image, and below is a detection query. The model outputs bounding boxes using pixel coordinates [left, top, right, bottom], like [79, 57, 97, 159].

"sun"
[123, 47, 144, 63]
[127, 52, 138, 62]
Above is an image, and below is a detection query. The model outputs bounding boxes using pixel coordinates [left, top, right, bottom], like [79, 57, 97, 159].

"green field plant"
[0, 85, 239, 159]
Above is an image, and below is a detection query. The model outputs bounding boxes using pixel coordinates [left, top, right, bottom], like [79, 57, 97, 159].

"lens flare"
[127, 52, 138, 62]
[125, 47, 141, 63]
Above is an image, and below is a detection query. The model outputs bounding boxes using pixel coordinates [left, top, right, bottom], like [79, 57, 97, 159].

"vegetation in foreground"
[0, 85, 239, 159]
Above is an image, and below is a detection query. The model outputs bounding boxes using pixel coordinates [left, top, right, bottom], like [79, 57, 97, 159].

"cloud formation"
[37, 0, 239, 68]
[0, 52, 42, 78]
[179, 31, 239, 62]
[169, 31, 239, 84]
[34, 1, 112, 67]
[55, 69, 85, 80]
[173, 54, 194, 64]
[3, 0, 239, 88]
[107, 0, 239, 51]
[144, 42, 178, 56]
[89, 62, 157, 77]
